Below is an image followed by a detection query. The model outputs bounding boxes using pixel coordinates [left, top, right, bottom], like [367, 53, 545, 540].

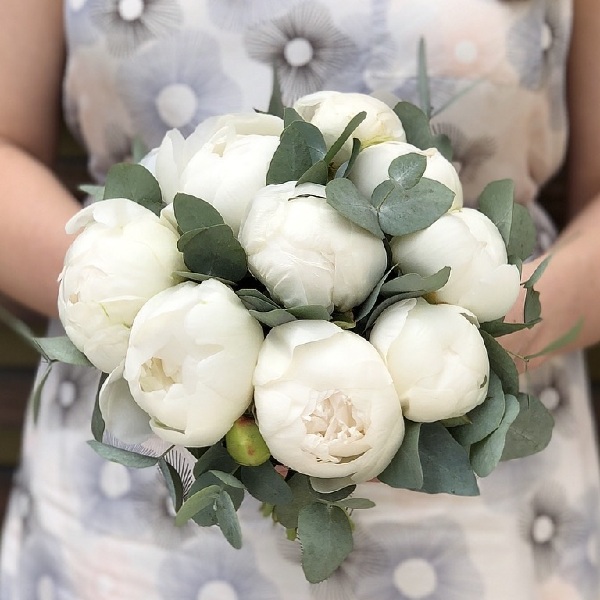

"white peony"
[293, 91, 406, 165]
[253, 320, 404, 484]
[238, 181, 388, 313]
[349, 140, 463, 209]
[370, 298, 490, 422]
[101, 279, 265, 448]
[144, 113, 284, 235]
[58, 198, 184, 373]
[390, 207, 521, 322]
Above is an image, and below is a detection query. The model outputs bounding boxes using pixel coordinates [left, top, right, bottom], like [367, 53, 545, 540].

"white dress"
[2, 1, 599, 598]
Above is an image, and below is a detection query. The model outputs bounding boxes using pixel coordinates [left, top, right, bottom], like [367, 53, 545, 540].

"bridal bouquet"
[27, 88, 556, 582]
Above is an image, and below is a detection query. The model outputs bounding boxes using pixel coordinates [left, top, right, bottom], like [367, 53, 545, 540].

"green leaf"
[79, 184, 105, 202]
[325, 178, 384, 238]
[215, 489, 243, 549]
[175, 484, 221, 526]
[131, 137, 149, 163]
[237, 288, 280, 311]
[501, 393, 554, 460]
[378, 420, 423, 490]
[392, 101, 435, 151]
[524, 287, 541, 324]
[193, 443, 238, 478]
[174, 271, 235, 286]
[477, 180, 514, 248]
[34, 336, 92, 367]
[335, 498, 376, 510]
[178, 225, 247, 283]
[309, 482, 356, 502]
[354, 268, 394, 323]
[335, 138, 362, 179]
[91, 372, 108, 442]
[240, 463, 294, 505]
[159, 457, 185, 511]
[524, 255, 551, 289]
[380, 267, 450, 298]
[103, 163, 163, 215]
[323, 111, 367, 164]
[297, 160, 329, 185]
[524, 318, 584, 360]
[287, 305, 332, 320]
[283, 107, 303, 127]
[480, 330, 520, 397]
[417, 37, 432, 119]
[0, 304, 46, 358]
[273, 473, 314, 529]
[481, 318, 538, 337]
[376, 178, 455, 237]
[508, 202, 536, 262]
[267, 120, 327, 185]
[188, 471, 245, 527]
[432, 132, 453, 161]
[209, 470, 245, 489]
[249, 309, 297, 327]
[387, 153, 427, 189]
[419, 422, 479, 496]
[268, 64, 285, 119]
[451, 371, 506, 447]
[363, 294, 411, 332]
[173, 193, 224, 233]
[87, 440, 159, 469]
[30, 362, 53, 423]
[470, 393, 521, 477]
[298, 502, 354, 584]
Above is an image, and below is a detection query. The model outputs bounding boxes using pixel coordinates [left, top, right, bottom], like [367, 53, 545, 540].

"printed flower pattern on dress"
[244, 1, 360, 104]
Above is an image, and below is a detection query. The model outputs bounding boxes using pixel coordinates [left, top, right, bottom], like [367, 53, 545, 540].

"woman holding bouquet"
[1, 0, 600, 598]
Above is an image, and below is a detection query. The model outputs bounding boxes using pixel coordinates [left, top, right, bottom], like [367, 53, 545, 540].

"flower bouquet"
[14, 79, 561, 583]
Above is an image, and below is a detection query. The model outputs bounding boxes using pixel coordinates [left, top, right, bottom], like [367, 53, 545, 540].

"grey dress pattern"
[2, 1, 600, 598]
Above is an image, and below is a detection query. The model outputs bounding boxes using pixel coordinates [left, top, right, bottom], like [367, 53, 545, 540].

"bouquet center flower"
[302, 390, 371, 463]
[140, 357, 182, 392]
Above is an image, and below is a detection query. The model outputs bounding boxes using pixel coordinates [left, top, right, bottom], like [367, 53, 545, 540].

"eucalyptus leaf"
[189, 471, 245, 527]
[87, 440, 159, 469]
[103, 163, 163, 215]
[480, 330, 520, 397]
[310, 482, 356, 501]
[508, 202, 536, 262]
[298, 503, 353, 584]
[283, 107, 303, 127]
[173, 193, 224, 233]
[30, 362, 53, 423]
[335, 138, 362, 179]
[215, 490, 243, 549]
[159, 458, 185, 511]
[387, 153, 427, 189]
[325, 178, 383, 238]
[208, 470, 246, 489]
[34, 336, 92, 366]
[91, 372, 108, 442]
[273, 473, 314, 529]
[419, 422, 479, 496]
[452, 372, 506, 447]
[175, 484, 221, 526]
[179, 225, 247, 283]
[354, 268, 393, 323]
[524, 287, 541, 324]
[392, 101, 435, 151]
[297, 160, 329, 185]
[376, 178, 455, 237]
[237, 288, 280, 308]
[524, 318, 584, 360]
[238, 294, 281, 313]
[524, 255, 552, 289]
[335, 498, 376, 510]
[417, 37, 432, 119]
[249, 308, 297, 327]
[267, 120, 327, 185]
[193, 443, 238, 478]
[322, 111, 366, 164]
[378, 420, 423, 490]
[363, 294, 414, 332]
[288, 305, 332, 321]
[432, 132, 453, 161]
[79, 184, 105, 202]
[268, 64, 285, 119]
[173, 271, 235, 286]
[501, 393, 554, 460]
[380, 267, 450, 297]
[477, 180, 514, 248]
[481, 318, 537, 337]
[469, 393, 520, 477]
[240, 463, 294, 505]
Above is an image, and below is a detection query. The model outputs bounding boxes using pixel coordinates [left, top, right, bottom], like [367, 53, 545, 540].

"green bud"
[226, 416, 271, 466]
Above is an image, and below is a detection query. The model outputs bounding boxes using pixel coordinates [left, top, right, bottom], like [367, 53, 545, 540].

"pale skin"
[0, 0, 599, 370]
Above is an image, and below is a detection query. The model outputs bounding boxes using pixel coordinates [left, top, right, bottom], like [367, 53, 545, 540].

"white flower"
[146, 113, 284, 235]
[58, 198, 184, 373]
[349, 140, 463, 209]
[370, 298, 489, 422]
[112, 279, 265, 447]
[293, 91, 406, 165]
[253, 320, 404, 484]
[390, 208, 521, 322]
[238, 181, 388, 312]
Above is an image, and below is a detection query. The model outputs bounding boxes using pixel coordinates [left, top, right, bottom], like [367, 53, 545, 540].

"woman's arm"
[502, 0, 600, 369]
[0, 0, 81, 317]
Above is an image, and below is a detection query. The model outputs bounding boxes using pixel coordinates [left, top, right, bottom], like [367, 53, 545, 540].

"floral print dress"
[2, 1, 600, 599]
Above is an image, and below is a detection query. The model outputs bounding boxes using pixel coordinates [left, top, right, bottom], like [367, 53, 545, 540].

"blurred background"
[2, 126, 600, 522]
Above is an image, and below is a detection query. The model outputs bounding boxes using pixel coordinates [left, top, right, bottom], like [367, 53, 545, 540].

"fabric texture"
[2, 0, 600, 598]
